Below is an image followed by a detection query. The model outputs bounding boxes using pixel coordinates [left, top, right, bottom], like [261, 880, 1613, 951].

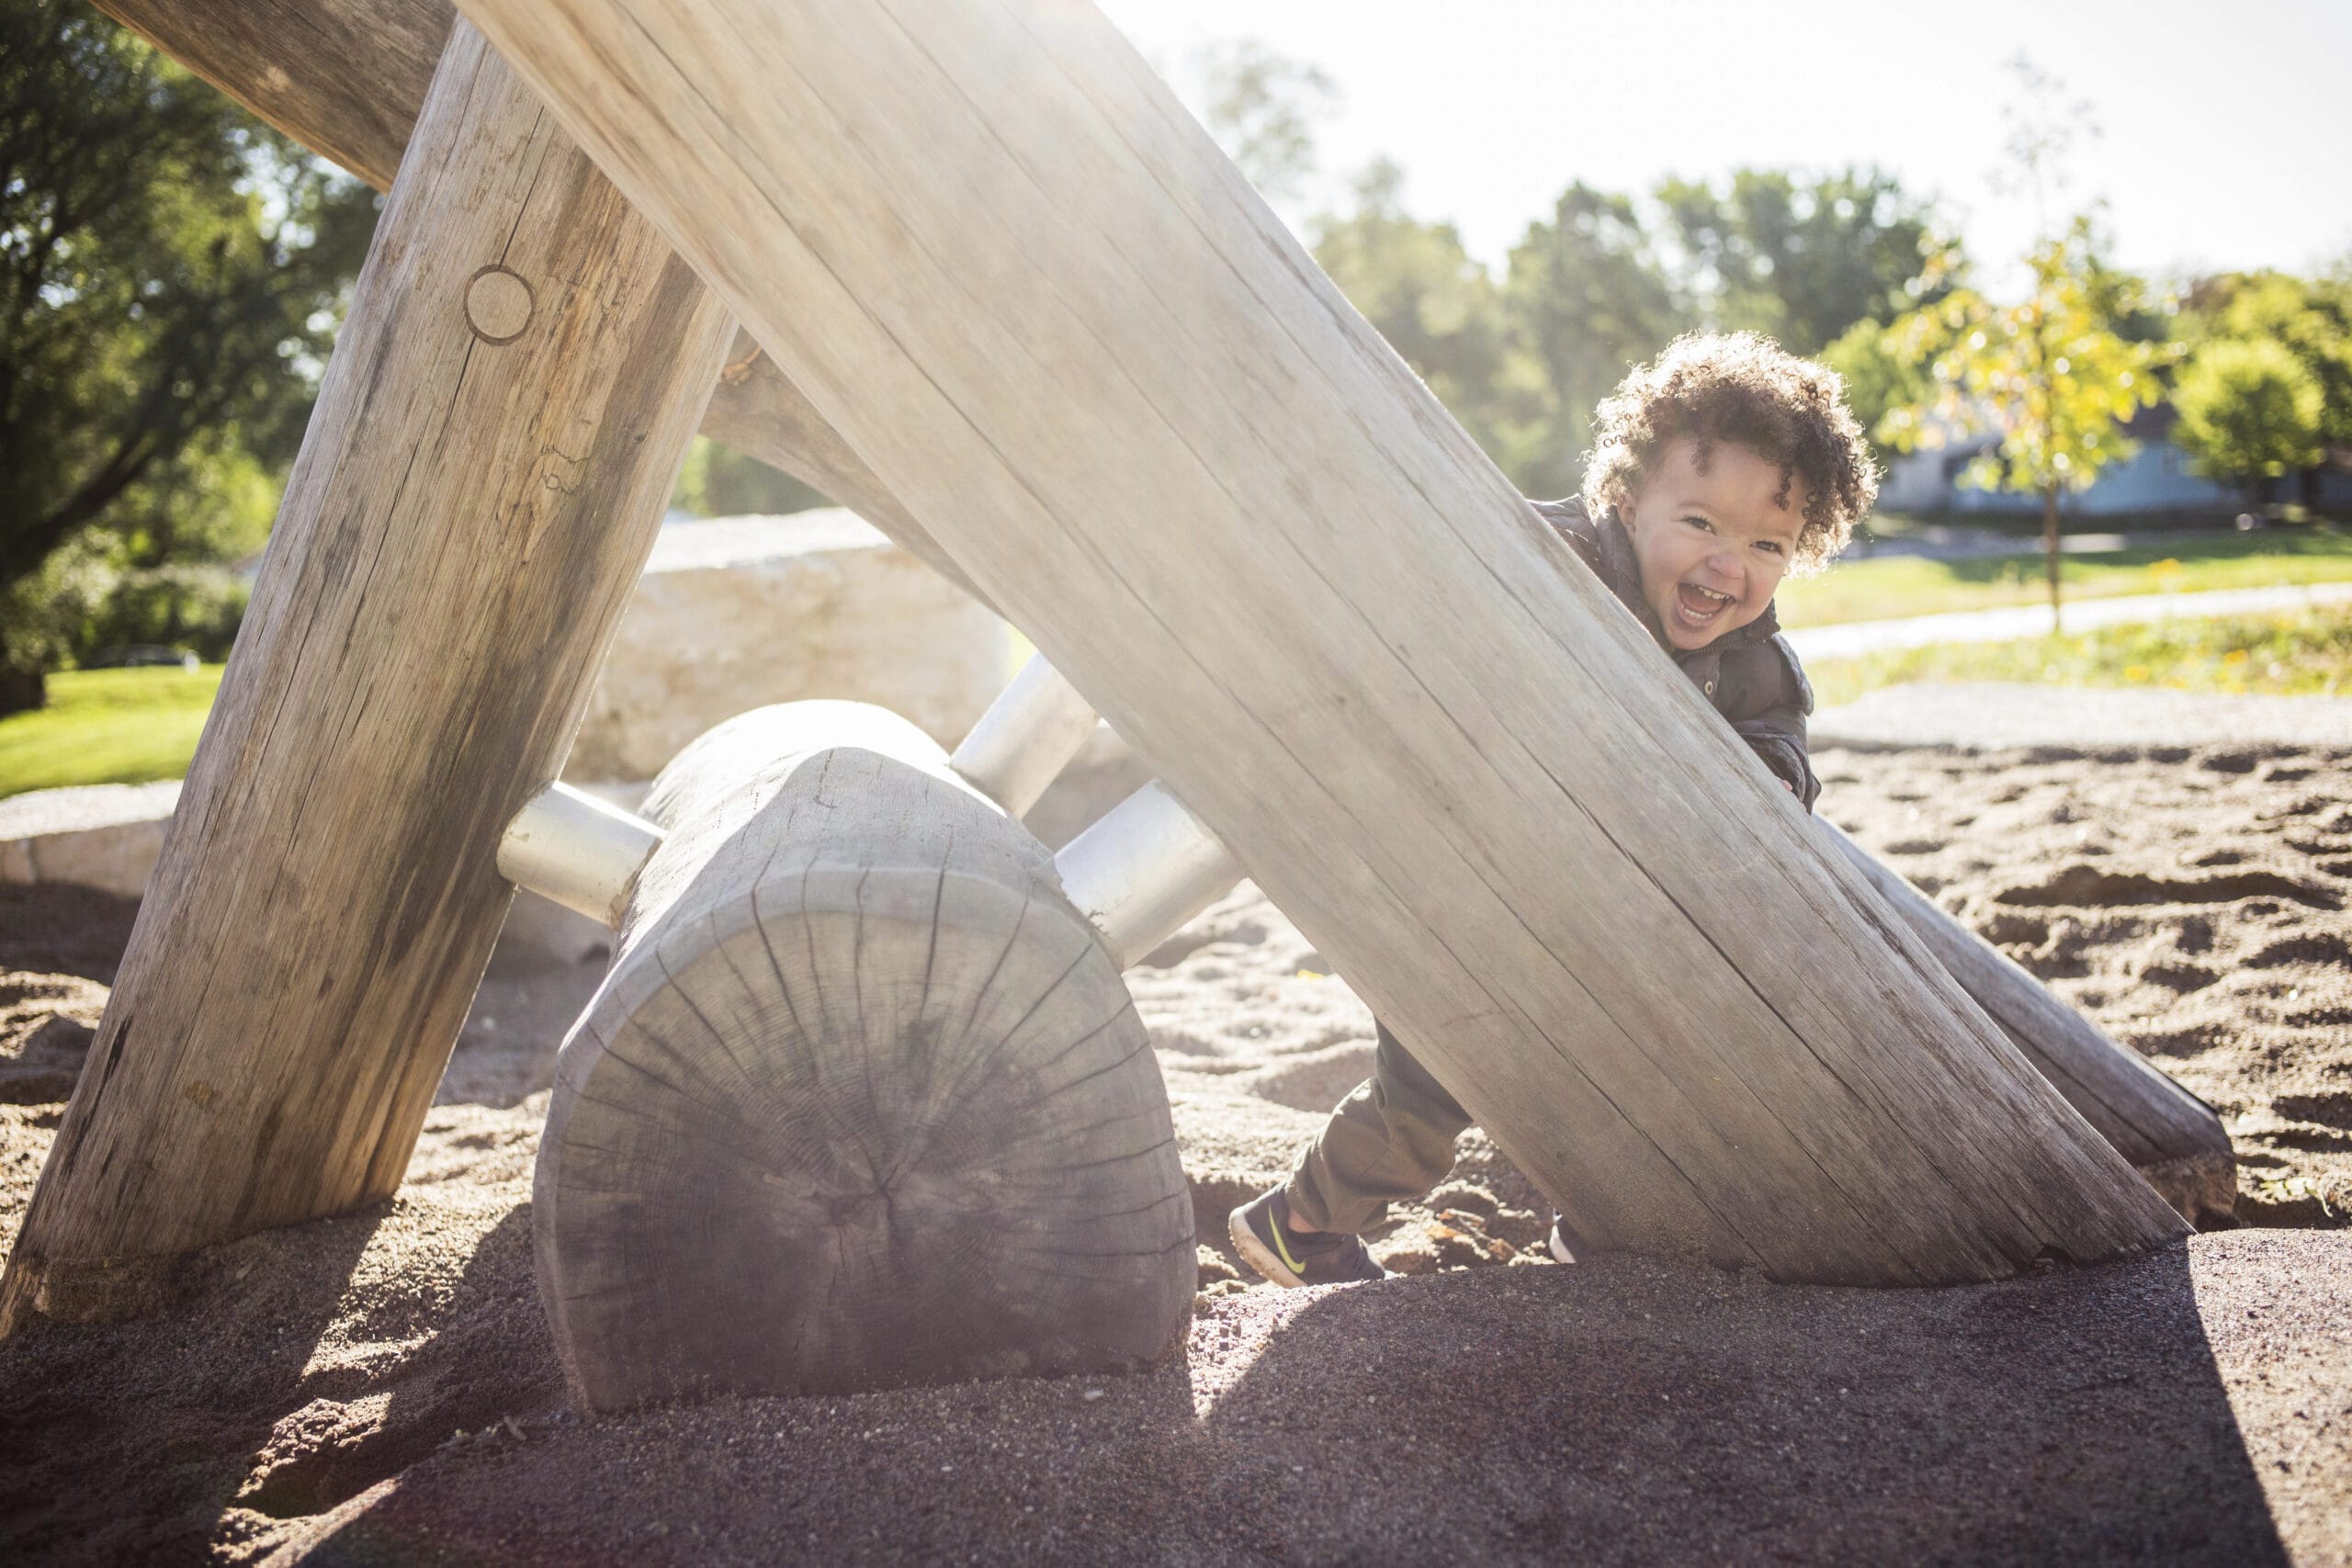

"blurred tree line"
[1, 1, 378, 709]
[5, 17, 2347, 713]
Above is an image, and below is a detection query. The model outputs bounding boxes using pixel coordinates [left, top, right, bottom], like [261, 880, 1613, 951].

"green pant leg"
[1283, 1021, 1473, 1235]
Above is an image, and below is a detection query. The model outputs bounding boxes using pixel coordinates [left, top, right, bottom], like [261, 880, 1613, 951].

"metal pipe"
[948, 653, 1101, 818]
[497, 782, 664, 928]
[1054, 781, 1242, 969]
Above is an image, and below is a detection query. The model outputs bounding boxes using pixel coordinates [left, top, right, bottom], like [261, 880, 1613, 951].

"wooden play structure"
[3, 0, 2233, 1402]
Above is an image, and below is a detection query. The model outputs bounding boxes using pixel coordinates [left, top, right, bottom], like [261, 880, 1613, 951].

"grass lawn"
[1777, 525, 2352, 627]
[0, 664, 225, 801]
[1804, 607, 2352, 708]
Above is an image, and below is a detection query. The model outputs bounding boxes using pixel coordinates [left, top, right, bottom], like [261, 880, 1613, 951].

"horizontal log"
[91, 0, 984, 604]
[458, 0, 2187, 1285]
[535, 703, 1193, 1407]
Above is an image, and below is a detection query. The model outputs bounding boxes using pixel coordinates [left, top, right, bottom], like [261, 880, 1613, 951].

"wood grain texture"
[1816, 819, 2236, 1226]
[457, 0, 2189, 1285]
[0, 20, 736, 1333]
[90, 0, 979, 602]
[536, 703, 1192, 1408]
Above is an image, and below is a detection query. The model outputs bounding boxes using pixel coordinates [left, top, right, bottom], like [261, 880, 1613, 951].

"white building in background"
[1876, 404, 2352, 518]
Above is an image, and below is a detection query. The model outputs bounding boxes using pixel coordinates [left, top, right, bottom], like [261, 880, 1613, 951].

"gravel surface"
[3, 732, 2350, 1564]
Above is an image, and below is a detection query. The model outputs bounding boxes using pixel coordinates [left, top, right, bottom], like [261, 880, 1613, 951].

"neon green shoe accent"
[1271, 1211, 1306, 1275]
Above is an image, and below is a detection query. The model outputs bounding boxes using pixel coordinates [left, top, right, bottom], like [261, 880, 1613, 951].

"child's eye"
[1680, 514, 1714, 532]
[1755, 539, 1786, 556]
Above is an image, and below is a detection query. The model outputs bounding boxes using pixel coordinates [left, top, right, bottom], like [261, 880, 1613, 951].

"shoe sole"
[1227, 1205, 1309, 1289]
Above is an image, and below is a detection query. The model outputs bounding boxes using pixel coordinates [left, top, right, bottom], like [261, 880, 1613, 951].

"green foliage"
[1311, 162, 1532, 470]
[1880, 220, 2166, 501]
[1498, 184, 1682, 497]
[1193, 39, 1339, 210]
[1820, 316, 1928, 475]
[669, 436, 827, 517]
[2181, 270, 2352, 457]
[1653, 168, 1950, 355]
[0, 662, 224, 798]
[1804, 607, 2352, 707]
[0, 2, 378, 673]
[2173, 337, 2325, 490]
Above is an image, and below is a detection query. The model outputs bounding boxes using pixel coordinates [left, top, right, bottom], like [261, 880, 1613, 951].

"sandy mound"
[1, 738, 2348, 1563]
[1818, 741, 2352, 1227]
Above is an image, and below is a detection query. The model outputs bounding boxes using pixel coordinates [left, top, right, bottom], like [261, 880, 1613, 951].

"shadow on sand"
[271, 1236, 2307, 1566]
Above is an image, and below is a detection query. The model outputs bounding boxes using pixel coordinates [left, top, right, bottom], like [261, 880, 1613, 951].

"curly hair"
[1578, 332, 1879, 574]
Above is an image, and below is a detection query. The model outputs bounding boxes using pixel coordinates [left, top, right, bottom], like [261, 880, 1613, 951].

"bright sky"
[1096, 0, 2352, 289]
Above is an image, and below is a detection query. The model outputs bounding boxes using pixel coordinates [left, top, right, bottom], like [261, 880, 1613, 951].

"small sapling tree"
[1878, 219, 2165, 628]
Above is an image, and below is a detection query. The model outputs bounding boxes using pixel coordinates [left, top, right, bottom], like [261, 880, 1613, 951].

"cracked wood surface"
[458, 0, 2189, 1285]
[0, 19, 736, 1332]
[537, 703, 1193, 1407]
[91, 0, 984, 605]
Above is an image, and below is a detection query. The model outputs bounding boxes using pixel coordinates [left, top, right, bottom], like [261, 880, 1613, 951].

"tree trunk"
[88, 0, 979, 604]
[1815, 820, 2234, 1226]
[0, 665, 45, 719]
[536, 703, 1192, 1409]
[0, 20, 735, 1333]
[2041, 482, 2064, 633]
[458, 0, 2187, 1286]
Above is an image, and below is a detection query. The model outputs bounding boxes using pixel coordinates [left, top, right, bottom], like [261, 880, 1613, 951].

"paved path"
[1784, 580, 2352, 660]
[1814, 681, 2352, 750]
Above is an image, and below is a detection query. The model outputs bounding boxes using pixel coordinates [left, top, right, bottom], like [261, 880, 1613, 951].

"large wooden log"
[535, 703, 1192, 1408]
[89, 0, 983, 604]
[0, 20, 736, 1332]
[1815, 820, 2236, 1225]
[457, 0, 2188, 1285]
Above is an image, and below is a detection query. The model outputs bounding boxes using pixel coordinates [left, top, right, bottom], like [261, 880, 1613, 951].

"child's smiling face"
[1617, 437, 1808, 651]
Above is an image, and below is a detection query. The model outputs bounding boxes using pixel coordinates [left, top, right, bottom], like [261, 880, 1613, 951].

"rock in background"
[562, 511, 1010, 784]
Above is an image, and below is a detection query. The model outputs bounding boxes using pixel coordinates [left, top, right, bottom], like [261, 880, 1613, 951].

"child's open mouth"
[1674, 581, 1735, 630]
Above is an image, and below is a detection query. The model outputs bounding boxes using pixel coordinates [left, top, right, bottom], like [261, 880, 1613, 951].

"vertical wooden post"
[0, 19, 735, 1332]
[91, 0, 987, 605]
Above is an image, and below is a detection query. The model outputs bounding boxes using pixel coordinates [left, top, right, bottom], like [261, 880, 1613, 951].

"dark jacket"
[1534, 498, 1820, 809]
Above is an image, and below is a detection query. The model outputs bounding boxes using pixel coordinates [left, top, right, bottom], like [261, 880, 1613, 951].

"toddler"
[1229, 331, 1881, 1287]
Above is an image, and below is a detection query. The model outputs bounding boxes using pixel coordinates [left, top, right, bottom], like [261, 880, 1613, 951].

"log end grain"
[534, 724, 1193, 1409]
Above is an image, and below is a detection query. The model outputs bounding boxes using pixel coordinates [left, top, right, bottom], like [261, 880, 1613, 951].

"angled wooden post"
[0, 18, 735, 1332]
[458, 0, 2187, 1285]
[91, 0, 985, 605]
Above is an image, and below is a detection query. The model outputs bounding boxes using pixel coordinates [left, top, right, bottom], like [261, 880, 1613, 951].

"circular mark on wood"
[464, 265, 535, 344]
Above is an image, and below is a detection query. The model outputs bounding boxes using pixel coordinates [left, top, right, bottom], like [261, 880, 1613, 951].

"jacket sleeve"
[1731, 634, 1821, 811]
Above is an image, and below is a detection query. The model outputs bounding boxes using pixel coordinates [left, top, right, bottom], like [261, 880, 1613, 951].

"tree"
[1653, 167, 1950, 355]
[1880, 219, 2165, 626]
[2180, 270, 2352, 506]
[1312, 161, 1528, 476]
[1501, 184, 1685, 497]
[1192, 39, 1339, 214]
[0, 3, 377, 705]
[2172, 336, 2324, 504]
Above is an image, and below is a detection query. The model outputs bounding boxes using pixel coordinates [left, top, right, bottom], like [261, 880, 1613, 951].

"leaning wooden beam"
[457, 0, 2186, 1284]
[90, 0, 984, 604]
[0, 20, 736, 1333]
[1815, 820, 2236, 1225]
[535, 702, 1193, 1408]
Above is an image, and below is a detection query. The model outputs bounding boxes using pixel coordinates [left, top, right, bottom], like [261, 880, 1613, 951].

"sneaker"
[1548, 1213, 1581, 1265]
[1228, 1187, 1390, 1288]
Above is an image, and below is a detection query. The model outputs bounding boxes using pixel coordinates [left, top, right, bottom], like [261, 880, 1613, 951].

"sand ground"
[1, 736, 2348, 1563]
